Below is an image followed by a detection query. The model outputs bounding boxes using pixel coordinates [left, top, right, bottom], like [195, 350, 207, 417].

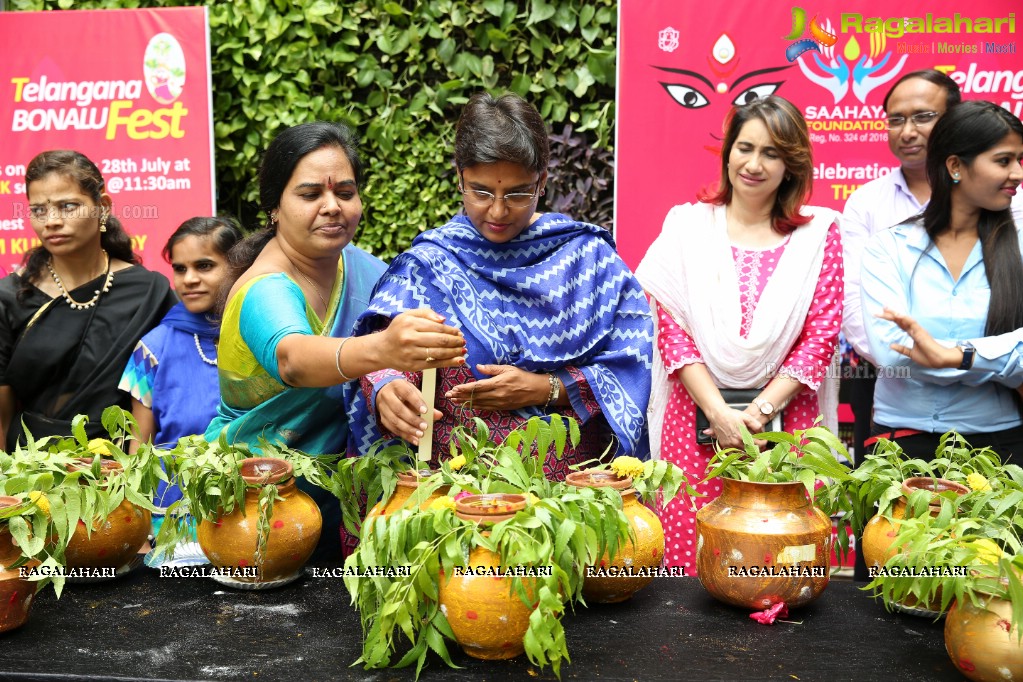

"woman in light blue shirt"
[862, 100, 1023, 460]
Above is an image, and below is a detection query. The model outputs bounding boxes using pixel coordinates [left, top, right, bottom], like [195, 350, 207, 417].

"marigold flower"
[448, 455, 467, 471]
[610, 456, 645, 480]
[966, 473, 991, 492]
[428, 496, 456, 512]
[87, 438, 114, 457]
[27, 491, 50, 516]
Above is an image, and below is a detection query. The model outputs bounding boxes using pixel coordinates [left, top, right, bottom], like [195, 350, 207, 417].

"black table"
[0, 567, 965, 681]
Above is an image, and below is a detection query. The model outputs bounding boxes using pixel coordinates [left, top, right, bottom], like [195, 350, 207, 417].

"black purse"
[695, 388, 783, 445]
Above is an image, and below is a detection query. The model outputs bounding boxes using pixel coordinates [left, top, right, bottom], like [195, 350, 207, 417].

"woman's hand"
[377, 379, 444, 447]
[704, 406, 765, 450]
[445, 364, 550, 411]
[377, 309, 467, 372]
[877, 307, 961, 368]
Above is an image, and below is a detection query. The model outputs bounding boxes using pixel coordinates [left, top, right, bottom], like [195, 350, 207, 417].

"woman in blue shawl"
[349, 93, 653, 476]
[119, 217, 242, 515]
[205, 122, 465, 558]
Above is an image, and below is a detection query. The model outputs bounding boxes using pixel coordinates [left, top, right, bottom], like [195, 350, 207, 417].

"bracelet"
[335, 337, 355, 382]
[543, 373, 560, 410]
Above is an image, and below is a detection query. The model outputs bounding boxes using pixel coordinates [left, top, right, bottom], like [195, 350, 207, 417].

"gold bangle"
[335, 337, 355, 382]
[544, 373, 560, 410]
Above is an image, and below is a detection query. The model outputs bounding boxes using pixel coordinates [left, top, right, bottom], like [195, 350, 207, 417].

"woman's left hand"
[445, 364, 549, 411]
[877, 307, 961, 368]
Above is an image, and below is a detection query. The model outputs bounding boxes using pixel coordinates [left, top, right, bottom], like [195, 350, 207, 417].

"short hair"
[883, 70, 961, 112]
[454, 92, 549, 175]
[700, 96, 813, 234]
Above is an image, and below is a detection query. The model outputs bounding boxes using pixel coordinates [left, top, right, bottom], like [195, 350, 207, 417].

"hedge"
[12, 0, 618, 259]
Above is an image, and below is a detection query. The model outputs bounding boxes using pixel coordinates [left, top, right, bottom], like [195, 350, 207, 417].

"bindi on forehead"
[327, 176, 334, 190]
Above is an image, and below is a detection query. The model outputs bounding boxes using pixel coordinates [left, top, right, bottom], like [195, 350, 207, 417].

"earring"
[785, 174, 792, 182]
[952, 173, 960, 184]
[99, 214, 108, 233]
[270, 212, 278, 224]
[539, 188, 546, 197]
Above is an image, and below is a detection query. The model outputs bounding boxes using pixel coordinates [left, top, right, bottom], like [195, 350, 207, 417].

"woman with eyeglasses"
[0, 150, 176, 449]
[635, 96, 843, 571]
[348, 92, 653, 480]
[861, 100, 1023, 461]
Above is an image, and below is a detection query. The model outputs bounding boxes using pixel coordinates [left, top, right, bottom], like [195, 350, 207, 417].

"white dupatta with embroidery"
[635, 202, 838, 459]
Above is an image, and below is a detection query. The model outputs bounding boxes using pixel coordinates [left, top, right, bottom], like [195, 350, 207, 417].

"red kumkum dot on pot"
[273, 520, 284, 529]
[960, 660, 976, 672]
[466, 610, 478, 620]
[238, 559, 248, 567]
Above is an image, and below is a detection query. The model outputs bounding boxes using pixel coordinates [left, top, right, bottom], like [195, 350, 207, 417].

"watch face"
[759, 401, 775, 415]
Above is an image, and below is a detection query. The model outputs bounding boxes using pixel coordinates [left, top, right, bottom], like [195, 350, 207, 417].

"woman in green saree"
[205, 122, 465, 556]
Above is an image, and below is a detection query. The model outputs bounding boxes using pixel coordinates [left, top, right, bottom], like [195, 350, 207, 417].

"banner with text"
[616, 1, 1021, 268]
[0, 6, 214, 279]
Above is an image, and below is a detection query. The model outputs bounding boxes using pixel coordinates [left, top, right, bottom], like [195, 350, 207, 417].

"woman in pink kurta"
[636, 96, 844, 572]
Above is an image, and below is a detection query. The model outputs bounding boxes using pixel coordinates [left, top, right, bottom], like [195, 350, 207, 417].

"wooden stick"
[417, 368, 437, 464]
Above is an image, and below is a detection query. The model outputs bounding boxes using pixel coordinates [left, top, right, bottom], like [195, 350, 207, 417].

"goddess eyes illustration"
[652, 33, 792, 155]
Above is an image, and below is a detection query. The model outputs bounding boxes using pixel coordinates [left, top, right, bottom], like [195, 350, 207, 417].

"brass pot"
[695, 478, 830, 609]
[197, 457, 321, 583]
[565, 469, 665, 603]
[365, 469, 447, 520]
[65, 460, 150, 571]
[861, 477, 970, 570]
[0, 496, 40, 633]
[861, 477, 969, 616]
[945, 595, 1023, 681]
[438, 494, 533, 660]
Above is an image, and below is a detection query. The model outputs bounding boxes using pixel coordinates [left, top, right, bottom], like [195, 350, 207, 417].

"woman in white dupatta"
[635, 96, 843, 571]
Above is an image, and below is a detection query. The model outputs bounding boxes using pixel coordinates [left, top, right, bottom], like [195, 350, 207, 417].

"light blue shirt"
[862, 219, 1023, 433]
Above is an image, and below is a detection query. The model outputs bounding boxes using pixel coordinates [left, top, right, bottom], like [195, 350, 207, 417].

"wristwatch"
[752, 398, 776, 420]
[957, 341, 976, 370]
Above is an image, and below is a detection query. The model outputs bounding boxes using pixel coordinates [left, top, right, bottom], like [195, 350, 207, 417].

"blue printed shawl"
[347, 213, 653, 457]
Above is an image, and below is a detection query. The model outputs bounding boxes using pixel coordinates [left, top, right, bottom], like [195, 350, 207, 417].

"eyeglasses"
[885, 111, 940, 130]
[458, 176, 541, 209]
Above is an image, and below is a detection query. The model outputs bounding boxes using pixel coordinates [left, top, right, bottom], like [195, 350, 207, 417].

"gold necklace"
[284, 253, 330, 312]
[47, 250, 114, 310]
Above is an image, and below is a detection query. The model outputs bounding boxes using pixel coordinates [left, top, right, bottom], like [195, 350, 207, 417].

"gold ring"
[425, 356, 435, 363]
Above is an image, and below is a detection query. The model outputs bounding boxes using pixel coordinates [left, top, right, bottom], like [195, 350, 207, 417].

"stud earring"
[952, 173, 960, 184]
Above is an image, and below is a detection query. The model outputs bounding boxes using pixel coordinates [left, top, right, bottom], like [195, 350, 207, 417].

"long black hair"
[922, 100, 1023, 336]
[227, 121, 363, 277]
[20, 150, 138, 303]
[162, 216, 243, 263]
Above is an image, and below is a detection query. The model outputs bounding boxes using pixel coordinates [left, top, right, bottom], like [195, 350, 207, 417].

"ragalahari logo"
[784, 7, 906, 104]
[143, 33, 186, 105]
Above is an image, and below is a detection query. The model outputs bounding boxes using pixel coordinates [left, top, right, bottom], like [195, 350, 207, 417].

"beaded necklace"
[194, 334, 217, 366]
[46, 250, 114, 310]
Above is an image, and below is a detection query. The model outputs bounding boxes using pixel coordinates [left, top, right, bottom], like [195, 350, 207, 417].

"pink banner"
[0, 7, 214, 279]
[615, 1, 1022, 268]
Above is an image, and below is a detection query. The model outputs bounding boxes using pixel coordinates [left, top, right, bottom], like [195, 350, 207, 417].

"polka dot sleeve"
[654, 300, 703, 374]
[778, 221, 844, 390]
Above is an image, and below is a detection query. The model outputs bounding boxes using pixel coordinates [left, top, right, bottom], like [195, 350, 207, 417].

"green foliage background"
[12, 0, 618, 260]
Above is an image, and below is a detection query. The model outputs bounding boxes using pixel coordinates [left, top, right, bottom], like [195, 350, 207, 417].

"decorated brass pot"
[438, 493, 532, 660]
[0, 496, 40, 633]
[696, 478, 830, 609]
[860, 477, 969, 616]
[945, 595, 1023, 681]
[861, 477, 970, 570]
[565, 469, 664, 603]
[365, 469, 447, 520]
[65, 460, 150, 571]
[197, 457, 321, 583]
